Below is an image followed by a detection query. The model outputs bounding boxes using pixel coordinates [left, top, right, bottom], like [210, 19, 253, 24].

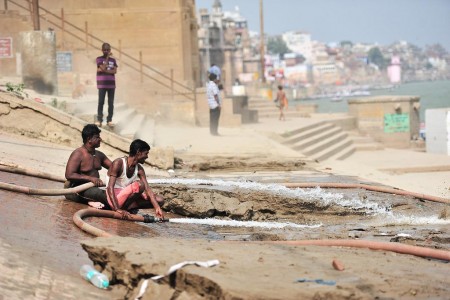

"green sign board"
[384, 113, 410, 133]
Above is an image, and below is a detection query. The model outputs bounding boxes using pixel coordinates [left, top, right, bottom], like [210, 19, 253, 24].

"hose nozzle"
[143, 214, 169, 223]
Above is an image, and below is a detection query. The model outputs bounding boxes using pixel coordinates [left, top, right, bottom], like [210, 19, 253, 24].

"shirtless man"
[64, 124, 112, 208]
[107, 139, 163, 220]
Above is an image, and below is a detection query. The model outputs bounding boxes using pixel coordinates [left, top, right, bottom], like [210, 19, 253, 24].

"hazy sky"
[196, 0, 450, 50]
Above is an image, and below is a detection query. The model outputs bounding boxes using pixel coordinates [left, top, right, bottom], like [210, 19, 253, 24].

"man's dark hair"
[82, 124, 101, 143]
[129, 139, 150, 156]
[209, 73, 217, 81]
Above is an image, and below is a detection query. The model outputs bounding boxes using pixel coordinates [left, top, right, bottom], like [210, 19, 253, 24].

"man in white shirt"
[206, 73, 221, 136]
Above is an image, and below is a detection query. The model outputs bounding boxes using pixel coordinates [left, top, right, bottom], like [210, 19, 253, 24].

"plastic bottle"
[80, 265, 109, 289]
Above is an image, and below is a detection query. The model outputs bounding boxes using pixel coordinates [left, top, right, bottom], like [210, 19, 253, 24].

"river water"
[294, 80, 450, 123]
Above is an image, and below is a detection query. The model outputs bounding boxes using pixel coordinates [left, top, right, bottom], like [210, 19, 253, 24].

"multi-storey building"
[197, 0, 252, 90]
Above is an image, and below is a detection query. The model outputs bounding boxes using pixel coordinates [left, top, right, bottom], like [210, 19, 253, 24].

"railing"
[5, 0, 197, 102]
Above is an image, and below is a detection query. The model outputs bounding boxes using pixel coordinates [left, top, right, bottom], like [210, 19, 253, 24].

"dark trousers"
[63, 181, 111, 209]
[209, 107, 221, 135]
[97, 88, 115, 122]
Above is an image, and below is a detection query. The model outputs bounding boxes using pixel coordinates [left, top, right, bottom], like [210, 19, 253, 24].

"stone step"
[302, 131, 349, 156]
[310, 137, 353, 162]
[257, 110, 310, 119]
[327, 145, 356, 161]
[281, 121, 327, 139]
[284, 122, 334, 145]
[119, 113, 146, 139]
[114, 108, 136, 132]
[293, 126, 344, 152]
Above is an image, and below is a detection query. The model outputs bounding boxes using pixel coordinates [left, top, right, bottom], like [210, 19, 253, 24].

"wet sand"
[0, 120, 449, 298]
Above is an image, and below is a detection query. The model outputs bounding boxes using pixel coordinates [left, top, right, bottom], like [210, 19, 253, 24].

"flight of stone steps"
[280, 121, 383, 162]
[247, 96, 311, 119]
[65, 97, 155, 145]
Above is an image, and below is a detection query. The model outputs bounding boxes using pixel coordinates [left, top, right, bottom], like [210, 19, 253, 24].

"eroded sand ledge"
[82, 236, 450, 300]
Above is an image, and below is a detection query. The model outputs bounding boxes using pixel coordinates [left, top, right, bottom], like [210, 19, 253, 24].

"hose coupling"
[143, 214, 169, 223]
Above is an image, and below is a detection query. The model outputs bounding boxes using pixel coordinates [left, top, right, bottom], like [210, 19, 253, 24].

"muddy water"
[1, 170, 449, 299]
[2, 171, 449, 259]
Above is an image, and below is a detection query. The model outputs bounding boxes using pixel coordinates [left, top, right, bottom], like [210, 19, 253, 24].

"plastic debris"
[295, 278, 336, 286]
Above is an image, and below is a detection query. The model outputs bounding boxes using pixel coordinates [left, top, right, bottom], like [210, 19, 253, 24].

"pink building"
[387, 56, 401, 83]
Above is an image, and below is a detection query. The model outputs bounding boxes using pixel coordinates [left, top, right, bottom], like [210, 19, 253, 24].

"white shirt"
[113, 157, 139, 188]
[206, 80, 221, 109]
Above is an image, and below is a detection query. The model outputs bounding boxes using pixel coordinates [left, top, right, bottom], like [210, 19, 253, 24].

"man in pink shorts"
[106, 139, 164, 220]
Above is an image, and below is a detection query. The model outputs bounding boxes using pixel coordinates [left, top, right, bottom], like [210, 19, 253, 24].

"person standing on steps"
[276, 85, 288, 121]
[95, 42, 118, 128]
[206, 73, 221, 136]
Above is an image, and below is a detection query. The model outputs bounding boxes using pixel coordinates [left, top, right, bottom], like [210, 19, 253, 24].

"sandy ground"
[0, 88, 450, 298]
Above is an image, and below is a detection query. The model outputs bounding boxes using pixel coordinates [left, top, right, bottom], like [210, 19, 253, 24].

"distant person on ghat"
[64, 124, 112, 209]
[209, 64, 221, 80]
[106, 139, 164, 220]
[209, 64, 223, 90]
[95, 42, 118, 128]
[276, 85, 288, 121]
[206, 73, 221, 136]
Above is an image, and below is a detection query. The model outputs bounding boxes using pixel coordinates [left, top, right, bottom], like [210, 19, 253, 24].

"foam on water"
[375, 212, 450, 226]
[149, 178, 390, 215]
[168, 218, 322, 229]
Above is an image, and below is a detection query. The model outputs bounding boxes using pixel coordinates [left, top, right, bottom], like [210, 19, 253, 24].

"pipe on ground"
[0, 162, 65, 182]
[72, 209, 450, 262]
[269, 239, 450, 261]
[283, 182, 450, 204]
[73, 208, 164, 237]
[0, 169, 448, 261]
[0, 181, 95, 195]
[1, 163, 447, 204]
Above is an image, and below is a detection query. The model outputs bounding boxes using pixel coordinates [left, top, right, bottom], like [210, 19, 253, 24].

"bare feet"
[88, 201, 105, 209]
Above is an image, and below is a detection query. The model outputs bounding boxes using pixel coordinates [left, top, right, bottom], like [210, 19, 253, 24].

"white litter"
[135, 259, 220, 300]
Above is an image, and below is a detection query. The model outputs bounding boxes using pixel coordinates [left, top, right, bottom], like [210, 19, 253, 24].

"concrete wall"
[425, 108, 450, 155]
[1, 0, 200, 105]
[0, 10, 33, 76]
[348, 96, 420, 148]
[20, 31, 58, 95]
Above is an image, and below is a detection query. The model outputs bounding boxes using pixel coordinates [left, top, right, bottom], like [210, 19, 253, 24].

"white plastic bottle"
[80, 264, 109, 289]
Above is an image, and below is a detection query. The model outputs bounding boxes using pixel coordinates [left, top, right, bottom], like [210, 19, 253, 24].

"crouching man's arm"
[138, 165, 164, 218]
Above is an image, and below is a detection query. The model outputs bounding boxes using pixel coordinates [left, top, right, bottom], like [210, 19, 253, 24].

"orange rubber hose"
[73, 208, 146, 237]
[269, 239, 450, 261]
[0, 181, 95, 195]
[0, 163, 65, 182]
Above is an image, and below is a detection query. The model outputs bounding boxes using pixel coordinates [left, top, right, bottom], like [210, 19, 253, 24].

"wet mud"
[1, 170, 449, 299]
[176, 155, 310, 172]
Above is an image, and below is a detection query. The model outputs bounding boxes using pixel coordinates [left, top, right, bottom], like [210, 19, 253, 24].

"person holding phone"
[95, 42, 118, 128]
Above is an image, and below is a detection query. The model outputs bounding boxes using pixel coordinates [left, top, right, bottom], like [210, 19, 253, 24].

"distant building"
[311, 62, 339, 84]
[197, 0, 252, 90]
[282, 31, 313, 62]
[387, 56, 401, 83]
